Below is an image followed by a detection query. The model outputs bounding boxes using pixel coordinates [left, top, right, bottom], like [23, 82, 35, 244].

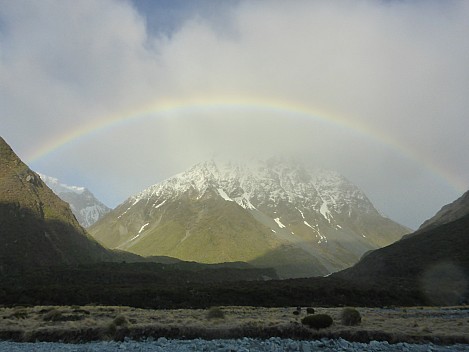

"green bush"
[292, 310, 300, 316]
[340, 307, 361, 326]
[301, 314, 333, 330]
[306, 307, 315, 314]
[206, 307, 225, 320]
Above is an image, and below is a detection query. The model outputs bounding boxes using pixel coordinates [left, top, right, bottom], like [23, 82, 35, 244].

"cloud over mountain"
[1, 0, 468, 228]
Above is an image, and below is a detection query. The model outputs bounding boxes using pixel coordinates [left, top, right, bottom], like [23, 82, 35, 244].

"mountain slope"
[336, 193, 469, 305]
[0, 136, 116, 269]
[418, 190, 469, 231]
[38, 174, 110, 227]
[90, 159, 409, 278]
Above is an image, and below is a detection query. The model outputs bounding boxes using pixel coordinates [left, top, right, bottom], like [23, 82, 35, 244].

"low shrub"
[206, 307, 225, 320]
[306, 307, 315, 314]
[292, 310, 300, 316]
[301, 314, 333, 330]
[113, 315, 128, 326]
[340, 307, 361, 326]
[107, 322, 117, 337]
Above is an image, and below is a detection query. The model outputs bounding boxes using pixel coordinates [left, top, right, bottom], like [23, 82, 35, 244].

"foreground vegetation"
[0, 305, 467, 344]
[0, 262, 427, 309]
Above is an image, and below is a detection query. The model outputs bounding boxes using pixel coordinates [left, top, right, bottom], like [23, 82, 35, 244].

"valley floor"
[0, 305, 468, 345]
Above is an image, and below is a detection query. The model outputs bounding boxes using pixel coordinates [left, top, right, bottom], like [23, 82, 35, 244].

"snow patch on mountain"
[118, 206, 133, 219]
[138, 223, 149, 234]
[274, 217, 286, 228]
[297, 208, 305, 219]
[234, 194, 256, 210]
[153, 200, 166, 209]
[218, 189, 233, 201]
[320, 202, 333, 223]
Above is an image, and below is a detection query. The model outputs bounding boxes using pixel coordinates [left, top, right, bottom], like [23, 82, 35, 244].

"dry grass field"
[0, 305, 468, 344]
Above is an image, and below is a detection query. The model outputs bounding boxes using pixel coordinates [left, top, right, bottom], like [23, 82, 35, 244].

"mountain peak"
[91, 157, 409, 278]
[38, 173, 110, 228]
[130, 158, 374, 218]
[37, 173, 86, 195]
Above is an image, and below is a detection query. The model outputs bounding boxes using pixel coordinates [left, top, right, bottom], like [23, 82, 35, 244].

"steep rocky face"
[90, 158, 409, 278]
[0, 137, 113, 269]
[418, 190, 469, 231]
[39, 174, 110, 228]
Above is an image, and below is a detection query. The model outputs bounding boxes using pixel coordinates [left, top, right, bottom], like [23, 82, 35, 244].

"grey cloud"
[1, 0, 468, 229]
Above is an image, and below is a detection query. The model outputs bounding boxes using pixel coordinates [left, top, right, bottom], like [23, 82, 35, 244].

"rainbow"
[25, 96, 466, 193]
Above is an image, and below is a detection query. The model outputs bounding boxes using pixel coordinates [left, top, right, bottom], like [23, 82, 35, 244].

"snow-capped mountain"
[39, 174, 110, 228]
[90, 158, 409, 278]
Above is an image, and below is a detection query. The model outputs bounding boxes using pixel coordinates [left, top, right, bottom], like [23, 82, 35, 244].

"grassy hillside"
[91, 193, 325, 278]
[0, 137, 116, 268]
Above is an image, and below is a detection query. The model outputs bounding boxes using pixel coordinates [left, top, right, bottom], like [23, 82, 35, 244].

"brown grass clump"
[42, 309, 63, 322]
[340, 307, 361, 326]
[10, 309, 28, 319]
[41, 308, 86, 322]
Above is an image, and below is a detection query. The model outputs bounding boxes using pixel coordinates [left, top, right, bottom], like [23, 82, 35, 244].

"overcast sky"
[1, 0, 468, 229]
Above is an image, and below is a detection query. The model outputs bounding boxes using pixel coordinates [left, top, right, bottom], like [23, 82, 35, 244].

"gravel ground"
[0, 338, 468, 352]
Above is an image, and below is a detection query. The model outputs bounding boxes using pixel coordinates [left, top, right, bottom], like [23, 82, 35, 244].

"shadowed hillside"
[0, 137, 118, 269]
[418, 190, 469, 231]
[336, 213, 469, 305]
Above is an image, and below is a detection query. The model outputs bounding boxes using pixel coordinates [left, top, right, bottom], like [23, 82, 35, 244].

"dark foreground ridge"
[336, 213, 469, 306]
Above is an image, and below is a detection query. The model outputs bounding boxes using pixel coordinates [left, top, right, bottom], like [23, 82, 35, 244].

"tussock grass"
[206, 307, 225, 320]
[0, 305, 467, 344]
